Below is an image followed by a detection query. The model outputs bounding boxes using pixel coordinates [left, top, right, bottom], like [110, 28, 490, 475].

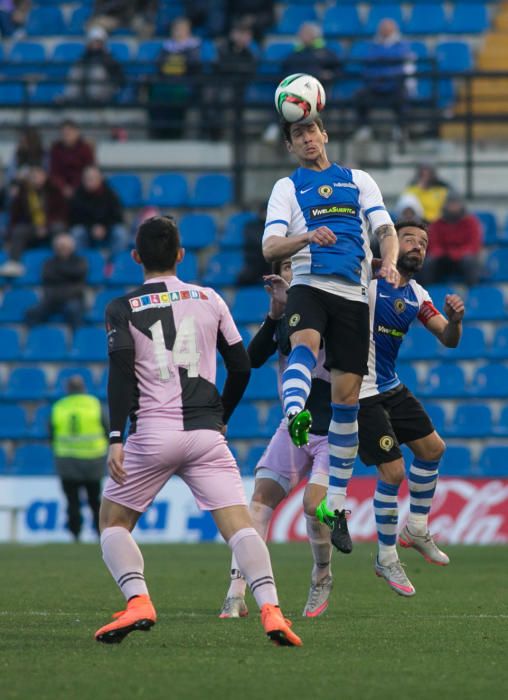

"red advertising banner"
[268, 478, 508, 544]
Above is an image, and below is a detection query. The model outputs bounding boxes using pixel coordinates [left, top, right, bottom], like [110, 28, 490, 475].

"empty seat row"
[422, 402, 508, 438]
[0, 366, 108, 403]
[400, 325, 508, 361]
[0, 326, 106, 362]
[398, 362, 508, 398]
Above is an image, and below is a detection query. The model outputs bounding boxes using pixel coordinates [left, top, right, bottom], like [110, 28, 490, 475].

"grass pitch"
[0, 542, 506, 700]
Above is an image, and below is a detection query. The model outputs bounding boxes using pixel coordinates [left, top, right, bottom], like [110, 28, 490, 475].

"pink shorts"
[255, 420, 329, 492]
[103, 429, 247, 513]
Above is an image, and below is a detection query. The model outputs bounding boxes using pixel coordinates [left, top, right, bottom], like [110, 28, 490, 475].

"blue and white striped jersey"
[262, 164, 393, 302]
[360, 278, 440, 399]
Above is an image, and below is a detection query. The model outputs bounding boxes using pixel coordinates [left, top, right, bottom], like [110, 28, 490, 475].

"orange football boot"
[95, 594, 156, 644]
[261, 603, 303, 647]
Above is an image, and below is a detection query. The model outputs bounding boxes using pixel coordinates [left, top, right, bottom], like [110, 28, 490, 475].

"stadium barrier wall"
[0, 477, 507, 544]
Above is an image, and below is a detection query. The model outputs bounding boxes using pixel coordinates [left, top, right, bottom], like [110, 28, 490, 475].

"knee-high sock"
[305, 513, 332, 584]
[228, 527, 278, 608]
[282, 345, 316, 418]
[327, 403, 358, 512]
[408, 458, 440, 535]
[227, 502, 273, 597]
[374, 481, 400, 565]
[101, 526, 149, 601]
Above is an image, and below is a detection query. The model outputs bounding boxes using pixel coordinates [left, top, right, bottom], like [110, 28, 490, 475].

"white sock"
[226, 502, 274, 598]
[101, 526, 149, 601]
[407, 513, 428, 536]
[228, 527, 278, 608]
[305, 513, 332, 584]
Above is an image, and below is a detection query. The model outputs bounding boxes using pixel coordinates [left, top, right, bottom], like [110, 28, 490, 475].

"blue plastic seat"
[245, 365, 279, 400]
[399, 327, 439, 361]
[11, 444, 55, 476]
[87, 289, 125, 323]
[30, 403, 52, 439]
[426, 284, 455, 313]
[405, 5, 447, 35]
[0, 446, 7, 474]
[51, 42, 85, 69]
[96, 368, 108, 401]
[203, 251, 243, 286]
[466, 286, 505, 320]
[485, 250, 508, 282]
[147, 173, 189, 207]
[29, 82, 66, 103]
[26, 7, 66, 35]
[109, 41, 131, 64]
[0, 406, 30, 439]
[439, 446, 472, 477]
[51, 367, 96, 399]
[422, 402, 446, 435]
[439, 325, 486, 361]
[136, 41, 163, 75]
[67, 6, 92, 36]
[71, 327, 106, 362]
[477, 446, 508, 477]
[395, 363, 418, 390]
[488, 326, 508, 359]
[107, 251, 144, 287]
[8, 40, 46, 65]
[322, 6, 364, 37]
[228, 404, 261, 439]
[108, 174, 143, 208]
[275, 5, 318, 34]
[0, 289, 38, 322]
[243, 445, 267, 475]
[364, 5, 404, 35]
[493, 405, 508, 436]
[259, 42, 294, 75]
[0, 83, 25, 104]
[0, 327, 21, 361]
[13, 248, 52, 286]
[470, 363, 508, 398]
[81, 249, 105, 286]
[179, 214, 217, 249]
[473, 210, 497, 245]
[23, 326, 68, 361]
[448, 4, 489, 34]
[191, 174, 233, 208]
[221, 212, 257, 248]
[419, 364, 466, 398]
[435, 41, 473, 72]
[447, 403, 492, 438]
[232, 287, 269, 324]
[264, 403, 284, 435]
[4, 367, 48, 401]
[178, 251, 198, 282]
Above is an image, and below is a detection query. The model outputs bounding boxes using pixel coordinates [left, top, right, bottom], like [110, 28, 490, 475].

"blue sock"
[282, 345, 316, 418]
[327, 403, 358, 512]
[408, 458, 440, 534]
[374, 480, 400, 564]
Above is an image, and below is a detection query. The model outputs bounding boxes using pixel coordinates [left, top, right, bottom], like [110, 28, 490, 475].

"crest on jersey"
[289, 313, 301, 327]
[394, 299, 406, 314]
[379, 435, 394, 452]
[318, 185, 333, 199]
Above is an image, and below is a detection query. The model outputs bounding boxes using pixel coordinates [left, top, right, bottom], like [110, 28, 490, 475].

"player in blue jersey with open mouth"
[262, 116, 400, 551]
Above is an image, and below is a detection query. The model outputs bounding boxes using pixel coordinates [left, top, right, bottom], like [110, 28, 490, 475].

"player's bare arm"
[263, 227, 337, 262]
[426, 294, 465, 348]
[375, 224, 400, 287]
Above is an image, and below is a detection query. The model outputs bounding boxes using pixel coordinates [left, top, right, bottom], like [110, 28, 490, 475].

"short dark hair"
[61, 118, 78, 129]
[395, 219, 428, 235]
[136, 216, 181, 271]
[282, 116, 325, 143]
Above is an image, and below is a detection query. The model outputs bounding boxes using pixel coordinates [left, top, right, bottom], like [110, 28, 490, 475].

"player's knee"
[378, 459, 405, 485]
[423, 434, 446, 462]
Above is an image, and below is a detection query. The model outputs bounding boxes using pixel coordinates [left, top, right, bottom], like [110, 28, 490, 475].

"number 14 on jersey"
[149, 317, 201, 381]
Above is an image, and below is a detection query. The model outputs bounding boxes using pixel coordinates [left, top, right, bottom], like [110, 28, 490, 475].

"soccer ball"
[274, 73, 326, 124]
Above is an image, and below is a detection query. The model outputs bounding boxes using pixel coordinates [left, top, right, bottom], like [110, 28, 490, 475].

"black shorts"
[358, 384, 435, 466]
[285, 284, 370, 375]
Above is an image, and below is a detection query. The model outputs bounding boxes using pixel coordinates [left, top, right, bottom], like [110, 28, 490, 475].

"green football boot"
[288, 409, 312, 448]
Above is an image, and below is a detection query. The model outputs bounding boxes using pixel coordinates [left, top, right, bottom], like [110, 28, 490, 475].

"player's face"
[280, 258, 292, 284]
[397, 226, 428, 273]
[287, 122, 328, 163]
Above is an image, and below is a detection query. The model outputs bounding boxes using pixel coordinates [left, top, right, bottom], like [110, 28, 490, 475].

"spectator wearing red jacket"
[49, 119, 95, 201]
[422, 193, 483, 287]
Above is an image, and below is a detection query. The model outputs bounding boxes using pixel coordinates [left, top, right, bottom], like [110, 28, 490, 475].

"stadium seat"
[109, 41, 131, 64]
[419, 364, 466, 398]
[243, 445, 267, 475]
[237, 325, 253, 347]
[107, 251, 144, 287]
[245, 365, 279, 400]
[396, 363, 418, 391]
[485, 249, 508, 282]
[203, 251, 244, 286]
[435, 41, 473, 73]
[275, 5, 318, 34]
[447, 403, 492, 438]
[12, 248, 52, 286]
[51, 367, 96, 399]
[4, 367, 48, 401]
[227, 404, 261, 439]
[232, 287, 269, 324]
[477, 446, 508, 478]
[81, 250, 105, 286]
[29, 83, 66, 103]
[0, 446, 7, 474]
[87, 289, 125, 323]
[0, 327, 21, 361]
[0, 83, 25, 104]
[0, 289, 39, 323]
[51, 42, 85, 70]
[67, 5, 93, 35]
[23, 326, 68, 361]
[405, 5, 447, 35]
[364, 5, 404, 35]
[221, 212, 257, 248]
[10, 444, 55, 476]
[178, 251, 198, 282]
[96, 368, 108, 401]
[108, 174, 143, 208]
[136, 41, 163, 75]
[470, 363, 508, 398]
[26, 6, 66, 35]
[488, 326, 508, 359]
[29, 403, 52, 439]
[147, 174, 189, 207]
[8, 40, 46, 67]
[493, 405, 508, 436]
[263, 403, 283, 435]
[322, 6, 364, 37]
[259, 43, 294, 75]
[466, 286, 505, 320]
[426, 284, 457, 313]
[191, 174, 233, 208]
[439, 445, 472, 477]
[179, 214, 217, 249]
[474, 210, 498, 245]
[0, 405, 30, 439]
[448, 4, 490, 34]
[399, 326, 439, 361]
[439, 325, 486, 361]
[422, 402, 446, 435]
[70, 327, 106, 362]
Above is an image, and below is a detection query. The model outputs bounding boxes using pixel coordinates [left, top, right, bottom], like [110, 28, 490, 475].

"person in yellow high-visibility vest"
[50, 375, 108, 541]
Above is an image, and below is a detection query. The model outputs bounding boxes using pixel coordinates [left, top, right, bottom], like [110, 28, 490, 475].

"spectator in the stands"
[183, 0, 226, 37]
[63, 25, 124, 104]
[25, 233, 87, 330]
[353, 19, 415, 143]
[7, 126, 46, 185]
[421, 193, 483, 287]
[283, 22, 340, 85]
[0, 166, 67, 277]
[228, 0, 274, 43]
[148, 17, 202, 139]
[70, 165, 128, 257]
[90, 0, 158, 38]
[401, 163, 450, 223]
[0, 0, 30, 38]
[49, 119, 95, 201]
[394, 192, 425, 223]
[236, 203, 271, 285]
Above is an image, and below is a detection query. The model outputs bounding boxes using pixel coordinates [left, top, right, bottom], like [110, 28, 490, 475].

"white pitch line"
[0, 611, 507, 619]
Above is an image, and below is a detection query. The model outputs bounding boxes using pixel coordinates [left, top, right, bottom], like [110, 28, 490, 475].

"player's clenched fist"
[107, 443, 127, 485]
[308, 226, 337, 247]
[444, 294, 465, 322]
[378, 260, 400, 288]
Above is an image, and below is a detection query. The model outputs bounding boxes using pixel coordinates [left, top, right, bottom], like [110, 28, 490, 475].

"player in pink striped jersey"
[95, 216, 302, 647]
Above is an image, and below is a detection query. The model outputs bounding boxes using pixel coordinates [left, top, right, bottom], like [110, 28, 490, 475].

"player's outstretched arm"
[375, 224, 400, 287]
[218, 339, 251, 424]
[263, 227, 336, 262]
[426, 294, 465, 348]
